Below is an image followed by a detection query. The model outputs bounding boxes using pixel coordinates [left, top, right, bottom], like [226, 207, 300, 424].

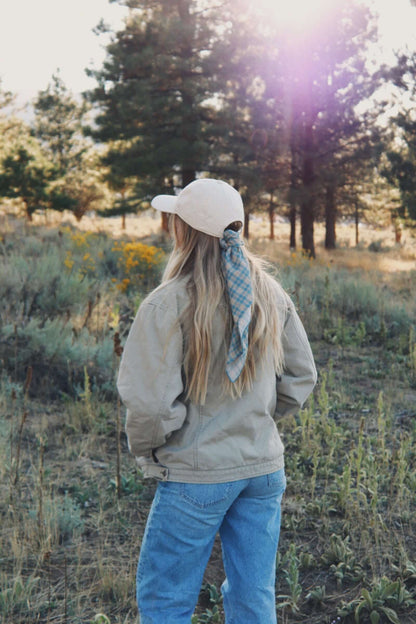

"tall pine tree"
[254, 0, 382, 256]
[384, 52, 416, 223]
[33, 73, 108, 220]
[87, 0, 223, 203]
[33, 72, 88, 177]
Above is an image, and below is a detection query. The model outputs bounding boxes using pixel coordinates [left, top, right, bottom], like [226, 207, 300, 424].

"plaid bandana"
[220, 229, 253, 382]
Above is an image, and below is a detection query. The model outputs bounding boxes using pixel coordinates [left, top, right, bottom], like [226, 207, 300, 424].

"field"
[1, 207, 416, 624]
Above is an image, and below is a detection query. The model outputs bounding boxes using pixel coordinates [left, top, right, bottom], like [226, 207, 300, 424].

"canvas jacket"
[117, 277, 317, 483]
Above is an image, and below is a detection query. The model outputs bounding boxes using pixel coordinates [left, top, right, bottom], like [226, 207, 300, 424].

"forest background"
[1, 0, 416, 623]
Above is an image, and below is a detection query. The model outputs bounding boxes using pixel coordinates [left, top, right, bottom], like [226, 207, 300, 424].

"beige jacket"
[117, 277, 317, 483]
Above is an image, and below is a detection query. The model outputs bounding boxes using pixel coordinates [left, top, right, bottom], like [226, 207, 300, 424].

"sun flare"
[259, 0, 334, 31]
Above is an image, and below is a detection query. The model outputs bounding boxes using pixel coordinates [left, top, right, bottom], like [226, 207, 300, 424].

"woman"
[117, 178, 317, 624]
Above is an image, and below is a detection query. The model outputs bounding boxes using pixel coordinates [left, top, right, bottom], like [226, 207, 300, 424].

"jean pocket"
[179, 482, 234, 509]
[267, 469, 286, 493]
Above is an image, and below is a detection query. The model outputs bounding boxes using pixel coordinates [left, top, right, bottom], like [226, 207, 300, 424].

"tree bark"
[324, 184, 336, 249]
[355, 202, 359, 246]
[161, 212, 169, 233]
[300, 123, 316, 258]
[182, 169, 195, 188]
[244, 211, 250, 239]
[268, 193, 275, 240]
[300, 199, 315, 258]
[24, 200, 33, 222]
[289, 203, 296, 250]
[289, 128, 297, 250]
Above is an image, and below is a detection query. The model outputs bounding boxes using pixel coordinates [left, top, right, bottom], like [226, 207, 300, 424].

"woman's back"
[119, 272, 315, 483]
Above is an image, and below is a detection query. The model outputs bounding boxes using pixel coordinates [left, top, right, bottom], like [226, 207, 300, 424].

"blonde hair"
[162, 215, 287, 404]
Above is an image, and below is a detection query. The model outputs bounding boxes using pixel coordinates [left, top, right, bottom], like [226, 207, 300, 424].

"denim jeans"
[136, 469, 286, 624]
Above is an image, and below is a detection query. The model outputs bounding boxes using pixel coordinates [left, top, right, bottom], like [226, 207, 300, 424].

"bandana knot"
[220, 229, 253, 382]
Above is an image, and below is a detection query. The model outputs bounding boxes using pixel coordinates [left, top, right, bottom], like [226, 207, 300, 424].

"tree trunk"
[268, 193, 275, 240]
[24, 200, 33, 222]
[300, 199, 315, 258]
[289, 203, 296, 250]
[161, 211, 169, 233]
[182, 169, 195, 187]
[120, 189, 127, 230]
[244, 211, 250, 239]
[324, 184, 336, 249]
[289, 128, 297, 250]
[355, 202, 359, 246]
[394, 218, 402, 244]
[300, 123, 316, 258]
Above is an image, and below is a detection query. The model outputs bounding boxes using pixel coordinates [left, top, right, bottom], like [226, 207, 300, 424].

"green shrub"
[0, 224, 136, 397]
[1, 318, 114, 398]
[28, 492, 84, 544]
[279, 264, 414, 344]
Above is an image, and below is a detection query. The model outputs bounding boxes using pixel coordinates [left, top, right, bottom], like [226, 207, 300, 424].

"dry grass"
[1, 206, 416, 624]
[29, 208, 416, 274]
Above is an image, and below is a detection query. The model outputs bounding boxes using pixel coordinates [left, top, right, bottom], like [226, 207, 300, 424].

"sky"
[370, 0, 416, 62]
[0, 0, 129, 100]
[0, 0, 415, 102]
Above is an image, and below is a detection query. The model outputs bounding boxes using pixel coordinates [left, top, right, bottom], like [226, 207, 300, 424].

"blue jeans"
[136, 469, 286, 624]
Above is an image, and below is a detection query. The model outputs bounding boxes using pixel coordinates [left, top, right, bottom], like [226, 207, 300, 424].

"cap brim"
[151, 194, 178, 214]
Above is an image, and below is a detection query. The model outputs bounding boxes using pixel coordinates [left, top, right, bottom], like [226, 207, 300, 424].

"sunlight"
[259, 0, 334, 32]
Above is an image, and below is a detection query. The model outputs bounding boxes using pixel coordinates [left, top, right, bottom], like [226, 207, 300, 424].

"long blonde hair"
[163, 215, 287, 404]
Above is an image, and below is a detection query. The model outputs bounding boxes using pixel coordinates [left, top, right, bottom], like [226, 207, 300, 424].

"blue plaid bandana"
[220, 229, 253, 382]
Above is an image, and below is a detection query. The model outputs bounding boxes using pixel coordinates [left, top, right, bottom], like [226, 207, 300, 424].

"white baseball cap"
[151, 178, 244, 238]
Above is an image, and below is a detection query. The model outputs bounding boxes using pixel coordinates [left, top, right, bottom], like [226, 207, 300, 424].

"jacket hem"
[140, 456, 285, 484]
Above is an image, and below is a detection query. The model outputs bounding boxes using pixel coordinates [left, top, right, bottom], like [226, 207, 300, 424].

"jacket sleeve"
[117, 299, 187, 458]
[275, 300, 317, 420]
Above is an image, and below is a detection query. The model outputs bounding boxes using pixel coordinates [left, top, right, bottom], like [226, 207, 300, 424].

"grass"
[0, 209, 416, 623]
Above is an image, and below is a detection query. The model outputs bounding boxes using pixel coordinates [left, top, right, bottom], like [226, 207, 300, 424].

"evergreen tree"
[0, 145, 51, 220]
[0, 82, 29, 162]
[203, 14, 266, 239]
[87, 0, 223, 204]
[33, 73, 109, 220]
[316, 89, 385, 250]
[256, 0, 382, 256]
[0, 82, 16, 158]
[84, 0, 388, 247]
[33, 72, 87, 177]
[99, 153, 138, 229]
[384, 52, 416, 223]
[199, 0, 292, 239]
[0, 83, 53, 220]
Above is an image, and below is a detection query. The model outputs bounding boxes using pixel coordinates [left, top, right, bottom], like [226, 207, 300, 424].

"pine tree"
[33, 72, 87, 177]
[33, 73, 108, 220]
[200, 0, 293, 239]
[256, 0, 383, 256]
[87, 0, 223, 204]
[0, 145, 51, 220]
[384, 52, 416, 223]
[0, 82, 30, 162]
[0, 82, 53, 220]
